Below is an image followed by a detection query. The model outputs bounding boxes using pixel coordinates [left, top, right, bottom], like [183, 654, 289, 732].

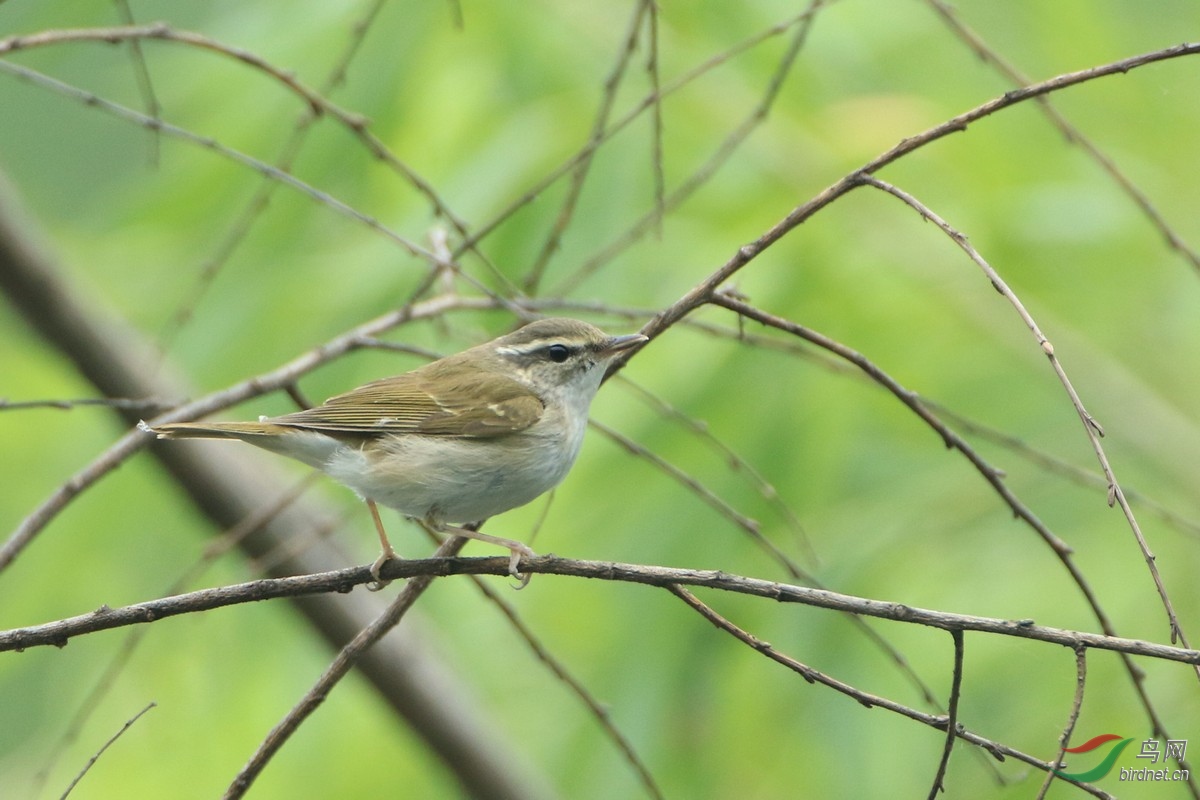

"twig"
[625, 41, 1200, 357]
[924, 399, 1200, 540]
[707, 296, 1078, 552]
[6, 555, 1200, 667]
[862, 175, 1191, 655]
[459, 7, 821, 257]
[58, 702, 156, 799]
[149, 3, 512, 354]
[406, 521, 663, 798]
[521, 0, 653, 293]
[666, 586, 1108, 798]
[928, 630, 964, 798]
[588, 419, 804, 577]
[28, 477, 315, 799]
[0, 396, 175, 413]
[0, 59, 432, 263]
[584, 356, 960, 722]
[0, 36, 515, 304]
[156, 1, 389, 352]
[222, 535, 468, 799]
[464, 571, 664, 799]
[554, 0, 826, 296]
[112, 0, 161, 166]
[706, 296, 1180, 754]
[924, 0, 1200, 276]
[644, 0, 664, 239]
[1038, 646, 1087, 799]
[615, 375, 814, 561]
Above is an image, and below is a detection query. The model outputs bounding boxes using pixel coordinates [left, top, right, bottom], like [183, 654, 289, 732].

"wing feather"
[268, 366, 544, 439]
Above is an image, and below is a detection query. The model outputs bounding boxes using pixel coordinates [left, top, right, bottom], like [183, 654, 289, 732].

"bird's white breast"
[322, 404, 587, 525]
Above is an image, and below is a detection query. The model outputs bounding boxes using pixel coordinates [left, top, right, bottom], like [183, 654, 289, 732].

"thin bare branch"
[588, 419, 807, 579]
[223, 535, 469, 799]
[0, 25, 335, 115]
[554, 0, 825, 295]
[521, 0, 652, 293]
[706, 296, 1184, 771]
[59, 702, 156, 799]
[928, 630, 964, 798]
[666, 586, 1107, 797]
[0, 30, 517, 303]
[151, 3, 513, 353]
[459, 7, 821, 257]
[1038, 646, 1087, 800]
[924, 0, 1200, 276]
[708, 296, 1075, 552]
[7, 556, 1200, 668]
[0, 59, 430, 262]
[0, 396, 175, 413]
[862, 175, 1191, 654]
[112, 0, 161, 166]
[644, 0, 664, 240]
[28, 477, 315, 799]
[404, 521, 663, 798]
[924, 399, 1200, 540]
[615, 375, 814, 561]
[156, 0, 389, 351]
[463, 571, 664, 799]
[627, 41, 1200, 354]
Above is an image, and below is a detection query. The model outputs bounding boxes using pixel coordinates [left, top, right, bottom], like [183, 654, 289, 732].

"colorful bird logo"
[1052, 734, 1134, 781]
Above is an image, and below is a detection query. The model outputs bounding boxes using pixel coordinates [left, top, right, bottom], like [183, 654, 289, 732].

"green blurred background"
[1, 1, 1198, 797]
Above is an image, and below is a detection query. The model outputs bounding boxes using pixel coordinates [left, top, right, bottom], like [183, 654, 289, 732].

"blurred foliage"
[1, 1, 1198, 798]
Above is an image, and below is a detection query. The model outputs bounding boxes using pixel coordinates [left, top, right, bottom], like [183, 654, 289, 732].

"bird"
[140, 317, 647, 586]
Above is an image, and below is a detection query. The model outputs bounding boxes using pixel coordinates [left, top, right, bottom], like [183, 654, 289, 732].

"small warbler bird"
[141, 318, 646, 585]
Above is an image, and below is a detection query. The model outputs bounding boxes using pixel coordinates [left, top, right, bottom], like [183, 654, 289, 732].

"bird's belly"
[323, 432, 579, 525]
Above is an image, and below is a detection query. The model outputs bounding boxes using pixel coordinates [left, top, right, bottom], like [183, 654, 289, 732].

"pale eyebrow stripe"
[495, 342, 578, 357]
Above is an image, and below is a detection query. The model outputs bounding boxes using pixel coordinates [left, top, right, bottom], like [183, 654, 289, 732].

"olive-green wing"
[270, 368, 544, 439]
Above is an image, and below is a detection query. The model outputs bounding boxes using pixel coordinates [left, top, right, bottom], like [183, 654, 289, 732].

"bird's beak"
[601, 333, 648, 356]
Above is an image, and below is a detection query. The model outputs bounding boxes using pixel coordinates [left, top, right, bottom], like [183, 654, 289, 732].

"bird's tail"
[138, 419, 290, 440]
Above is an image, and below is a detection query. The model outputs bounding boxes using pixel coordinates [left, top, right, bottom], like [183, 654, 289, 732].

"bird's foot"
[506, 542, 537, 590]
[366, 547, 398, 591]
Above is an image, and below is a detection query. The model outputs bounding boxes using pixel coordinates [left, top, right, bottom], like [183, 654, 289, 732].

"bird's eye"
[546, 344, 570, 363]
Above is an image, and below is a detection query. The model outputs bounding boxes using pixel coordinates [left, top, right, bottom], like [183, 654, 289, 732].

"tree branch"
[0, 175, 553, 800]
[5, 555, 1198, 667]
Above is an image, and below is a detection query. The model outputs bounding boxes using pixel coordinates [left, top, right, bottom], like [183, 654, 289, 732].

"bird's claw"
[508, 545, 535, 590]
[367, 550, 396, 591]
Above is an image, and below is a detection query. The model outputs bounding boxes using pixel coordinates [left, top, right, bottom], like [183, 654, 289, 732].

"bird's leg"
[366, 499, 399, 590]
[433, 521, 537, 588]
